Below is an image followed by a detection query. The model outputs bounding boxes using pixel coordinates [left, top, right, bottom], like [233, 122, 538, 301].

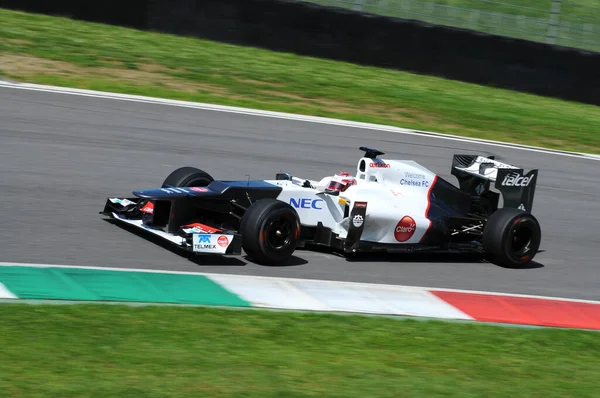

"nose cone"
[133, 186, 213, 198]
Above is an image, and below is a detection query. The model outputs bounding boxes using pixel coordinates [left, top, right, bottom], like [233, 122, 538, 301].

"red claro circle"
[394, 216, 416, 242]
[217, 236, 229, 247]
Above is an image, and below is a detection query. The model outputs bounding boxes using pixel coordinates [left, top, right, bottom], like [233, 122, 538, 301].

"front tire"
[482, 208, 541, 268]
[239, 199, 301, 265]
[162, 166, 214, 188]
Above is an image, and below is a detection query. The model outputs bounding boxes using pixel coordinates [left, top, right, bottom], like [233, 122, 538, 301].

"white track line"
[2, 262, 600, 305]
[0, 81, 597, 161]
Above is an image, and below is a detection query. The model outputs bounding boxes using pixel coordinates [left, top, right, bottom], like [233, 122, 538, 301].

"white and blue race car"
[101, 146, 542, 268]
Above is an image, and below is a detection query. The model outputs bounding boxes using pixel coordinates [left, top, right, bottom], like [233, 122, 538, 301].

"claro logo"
[501, 173, 533, 187]
[217, 236, 229, 247]
[394, 216, 416, 242]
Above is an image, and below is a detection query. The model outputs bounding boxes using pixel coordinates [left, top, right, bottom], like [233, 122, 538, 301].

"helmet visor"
[327, 181, 345, 192]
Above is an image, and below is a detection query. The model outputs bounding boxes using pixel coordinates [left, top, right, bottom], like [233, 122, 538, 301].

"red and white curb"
[209, 274, 600, 330]
[209, 274, 472, 320]
[429, 290, 600, 330]
[2, 263, 600, 330]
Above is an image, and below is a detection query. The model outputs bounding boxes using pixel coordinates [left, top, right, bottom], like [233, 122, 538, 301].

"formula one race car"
[100, 146, 542, 268]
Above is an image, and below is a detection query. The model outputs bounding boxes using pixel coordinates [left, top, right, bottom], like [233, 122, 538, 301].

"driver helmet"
[326, 172, 356, 194]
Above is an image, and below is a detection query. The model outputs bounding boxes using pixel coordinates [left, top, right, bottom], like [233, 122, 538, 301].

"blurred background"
[309, 0, 600, 52]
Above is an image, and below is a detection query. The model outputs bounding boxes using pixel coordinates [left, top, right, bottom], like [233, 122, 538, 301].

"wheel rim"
[264, 218, 294, 251]
[510, 219, 534, 258]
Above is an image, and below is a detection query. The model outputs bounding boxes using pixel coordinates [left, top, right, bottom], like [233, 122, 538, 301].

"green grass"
[1, 304, 599, 397]
[1, 8, 600, 153]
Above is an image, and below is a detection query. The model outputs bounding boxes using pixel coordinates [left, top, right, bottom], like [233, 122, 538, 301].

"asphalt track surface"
[1, 86, 599, 300]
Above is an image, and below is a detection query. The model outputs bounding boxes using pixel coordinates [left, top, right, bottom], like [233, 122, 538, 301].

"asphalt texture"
[1, 86, 599, 300]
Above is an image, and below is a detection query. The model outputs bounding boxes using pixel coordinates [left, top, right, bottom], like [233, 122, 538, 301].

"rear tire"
[162, 166, 214, 188]
[482, 208, 541, 268]
[239, 199, 301, 265]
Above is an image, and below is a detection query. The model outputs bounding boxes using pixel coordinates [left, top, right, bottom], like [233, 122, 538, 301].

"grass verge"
[1, 304, 600, 397]
[1, 8, 599, 154]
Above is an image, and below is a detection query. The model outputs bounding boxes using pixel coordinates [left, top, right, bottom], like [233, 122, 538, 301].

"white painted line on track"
[1, 81, 598, 162]
[2, 262, 600, 305]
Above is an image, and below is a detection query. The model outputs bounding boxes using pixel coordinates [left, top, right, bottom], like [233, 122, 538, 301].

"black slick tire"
[162, 167, 214, 188]
[239, 199, 301, 265]
[482, 207, 541, 268]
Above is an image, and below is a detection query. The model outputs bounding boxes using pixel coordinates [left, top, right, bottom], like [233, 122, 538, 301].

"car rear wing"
[451, 155, 538, 212]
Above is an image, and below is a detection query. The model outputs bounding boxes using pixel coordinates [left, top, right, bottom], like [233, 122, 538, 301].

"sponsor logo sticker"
[192, 233, 231, 253]
[197, 235, 211, 243]
[161, 187, 187, 193]
[110, 198, 136, 207]
[193, 234, 216, 250]
[405, 172, 426, 179]
[369, 162, 390, 168]
[190, 187, 209, 192]
[217, 235, 229, 247]
[352, 215, 364, 228]
[394, 216, 416, 242]
[181, 223, 221, 234]
[501, 173, 533, 187]
[195, 244, 217, 250]
[399, 171, 430, 188]
[140, 202, 154, 214]
[290, 198, 323, 209]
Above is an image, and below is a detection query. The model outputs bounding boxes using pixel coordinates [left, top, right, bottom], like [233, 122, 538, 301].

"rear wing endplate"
[451, 155, 538, 212]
